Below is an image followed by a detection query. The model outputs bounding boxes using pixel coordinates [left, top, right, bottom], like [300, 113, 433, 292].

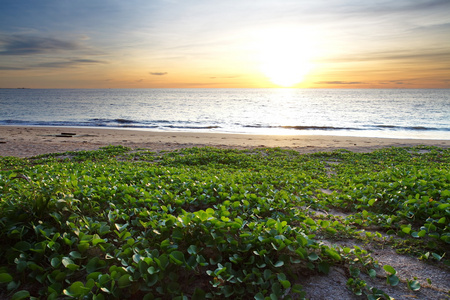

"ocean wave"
[89, 118, 135, 124]
[166, 125, 221, 129]
[281, 125, 362, 131]
[372, 125, 449, 131]
[243, 124, 450, 132]
[0, 119, 221, 130]
[1, 119, 449, 133]
[0, 120, 93, 127]
[245, 125, 364, 131]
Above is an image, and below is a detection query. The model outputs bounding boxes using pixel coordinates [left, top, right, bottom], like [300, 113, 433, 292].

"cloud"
[379, 80, 408, 85]
[0, 66, 27, 70]
[150, 72, 168, 76]
[323, 48, 450, 65]
[375, 51, 450, 62]
[0, 58, 107, 70]
[411, 22, 450, 33]
[316, 81, 365, 85]
[0, 34, 80, 55]
[35, 59, 107, 68]
[72, 59, 105, 64]
[396, 0, 449, 12]
[328, 0, 450, 17]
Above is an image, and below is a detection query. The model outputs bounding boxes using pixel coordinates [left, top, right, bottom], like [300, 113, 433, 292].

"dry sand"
[1, 126, 449, 157]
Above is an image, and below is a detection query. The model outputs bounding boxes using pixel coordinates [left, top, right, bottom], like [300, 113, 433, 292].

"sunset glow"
[0, 1, 449, 89]
[257, 29, 316, 87]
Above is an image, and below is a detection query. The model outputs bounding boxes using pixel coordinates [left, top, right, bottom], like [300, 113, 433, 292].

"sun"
[257, 29, 315, 87]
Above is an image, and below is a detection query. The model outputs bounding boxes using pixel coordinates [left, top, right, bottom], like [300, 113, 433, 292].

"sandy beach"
[1, 126, 449, 157]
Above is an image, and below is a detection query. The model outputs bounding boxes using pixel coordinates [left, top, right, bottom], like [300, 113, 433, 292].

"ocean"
[0, 88, 449, 139]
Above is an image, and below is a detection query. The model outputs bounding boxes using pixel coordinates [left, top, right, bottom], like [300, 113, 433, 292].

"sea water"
[0, 88, 449, 139]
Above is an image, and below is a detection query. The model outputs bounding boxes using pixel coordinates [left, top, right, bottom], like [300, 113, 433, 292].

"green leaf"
[271, 282, 282, 297]
[280, 279, 291, 289]
[215, 264, 227, 276]
[86, 257, 102, 273]
[13, 241, 31, 252]
[387, 274, 399, 286]
[87, 272, 102, 281]
[118, 274, 132, 288]
[62, 257, 79, 271]
[295, 247, 306, 259]
[155, 254, 169, 270]
[386, 229, 396, 235]
[187, 245, 198, 255]
[325, 248, 341, 261]
[432, 253, 442, 261]
[277, 273, 291, 289]
[11, 290, 30, 300]
[383, 265, 396, 275]
[77, 242, 90, 253]
[69, 251, 83, 259]
[368, 269, 376, 278]
[401, 226, 411, 234]
[273, 260, 284, 267]
[349, 266, 360, 277]
[51, 257, 61, 268]
[92, 238, 106, 246]
[223, 285, 234, 297]
[169, 251, 185, 265]
[264, 269, 272, 280]
[437, 203, 449, 210]
[64, 281, 90, 297]
[254, 292, 264, 300]
[0, 273, 13, 283]
[291, 283, 304, 294]
[68, 264, 80, 271]
[115, 223, 128, 232]
[147, 274, 158, 287]
[407, 280, 420, 291]
[308, 253, 319, 261]
[62, 257, 74, 267]
[143, 293, 154, 300]
[277, 273, 287, 281]
[318, 262, 330, 274]
[7, 280, 20, 292]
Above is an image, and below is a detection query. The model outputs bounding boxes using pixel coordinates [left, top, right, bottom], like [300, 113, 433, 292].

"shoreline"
[1, 125, 449, 158]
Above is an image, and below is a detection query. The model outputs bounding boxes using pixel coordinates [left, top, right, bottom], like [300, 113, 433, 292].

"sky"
[0, 0, 449, 89]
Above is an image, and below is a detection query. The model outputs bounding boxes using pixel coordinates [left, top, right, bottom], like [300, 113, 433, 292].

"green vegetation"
[0, 145, 449, 299]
